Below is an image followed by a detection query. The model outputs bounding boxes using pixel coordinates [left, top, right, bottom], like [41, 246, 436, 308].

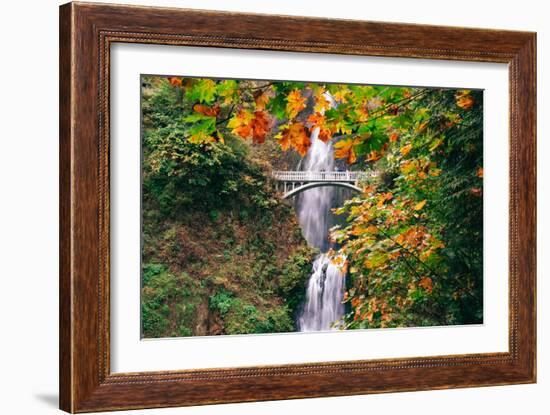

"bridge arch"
[283, 182, 362, 199]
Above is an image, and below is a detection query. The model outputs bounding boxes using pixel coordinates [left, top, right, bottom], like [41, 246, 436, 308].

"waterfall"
[297, 128, 346, 332]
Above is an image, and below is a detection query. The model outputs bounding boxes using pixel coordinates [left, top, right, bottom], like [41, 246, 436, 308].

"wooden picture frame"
[59, 2, 536, 412]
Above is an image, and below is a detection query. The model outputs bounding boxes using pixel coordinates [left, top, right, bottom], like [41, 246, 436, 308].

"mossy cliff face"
[141, 197, 314, 338]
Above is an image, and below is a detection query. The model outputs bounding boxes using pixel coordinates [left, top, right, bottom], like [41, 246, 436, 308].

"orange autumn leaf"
[389, 132, 399, 142]
[254, 90, 270, 110]
[168, 77, 182, 87]
[276, 128, 292, 151]
[477, 167, 484, 178]
[367, 150, 383, 162]
[400, 143, 413, 156]
[376, 192, 393, 208]
[307, 113, 333, 142]
[334, 138, 357, 164]
[418, 277, 433, 293]
[227, 109, 255, 139]
[278, 122, 311, 156]
[228, 109, 272, 143]
[193, 103, 220, 117]
[250, 110, 272, 144]
[456, 90, 474, 110]
[286, 89, 307, 119]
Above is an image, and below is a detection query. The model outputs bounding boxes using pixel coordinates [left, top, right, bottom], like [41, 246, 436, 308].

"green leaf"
[186, 79, 217, 104]
[187, 117, 216, 136]
[217, 80, 239, 103]
[183, 113, 215, 123]
[267, 93, 287, 119]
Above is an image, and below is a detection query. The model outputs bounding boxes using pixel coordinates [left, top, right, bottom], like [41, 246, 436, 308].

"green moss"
[141, 264, 205, 338]
[209, 290, 235, 316]
[223, 299, 293, 335]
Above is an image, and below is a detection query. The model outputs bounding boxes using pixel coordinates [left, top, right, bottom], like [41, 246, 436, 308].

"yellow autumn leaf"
[188, 130, 215, 144]
[286, 89, 307, 119]
[414, 199, 427, 211]
[313, 88, 331, 113]
[332, 86, 351, 103]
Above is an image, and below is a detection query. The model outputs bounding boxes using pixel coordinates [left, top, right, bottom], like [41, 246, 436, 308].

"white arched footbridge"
[272, 170, 372, 199]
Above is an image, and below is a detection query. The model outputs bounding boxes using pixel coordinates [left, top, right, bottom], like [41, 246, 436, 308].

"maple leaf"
[307, 113, 333, 142]
[313, 88, 331, 113]
[354, 100, 370, 122]
[254, 90, 270, 110]
[277, 122, 311, 156]
[188, 130, 216, 144]
[376, 192, 393, 208]
[168, 77, 182, 87]
[227, 109, 272, 143]
[286, 89, 307, 119]
[334, 138, 357, 164]
[186, 78, 217, 104]
[365, 252, 388, 270]
[250, 110, 272, 144]
[456, 90, 474, 110]
[227, 109, 255, 139]
[332, 86, 351, 103]
[193, 103, 220, 117]
[217, 79, 238, 104]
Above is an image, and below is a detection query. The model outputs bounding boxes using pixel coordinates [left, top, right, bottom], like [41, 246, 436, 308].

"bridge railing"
[271, 170, 372, 182]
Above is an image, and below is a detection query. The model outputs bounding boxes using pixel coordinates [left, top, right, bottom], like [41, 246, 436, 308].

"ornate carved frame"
[59, 2, 536, 412]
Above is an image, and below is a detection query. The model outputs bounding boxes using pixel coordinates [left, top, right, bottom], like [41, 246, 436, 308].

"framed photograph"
[59, 2, 536, 412]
